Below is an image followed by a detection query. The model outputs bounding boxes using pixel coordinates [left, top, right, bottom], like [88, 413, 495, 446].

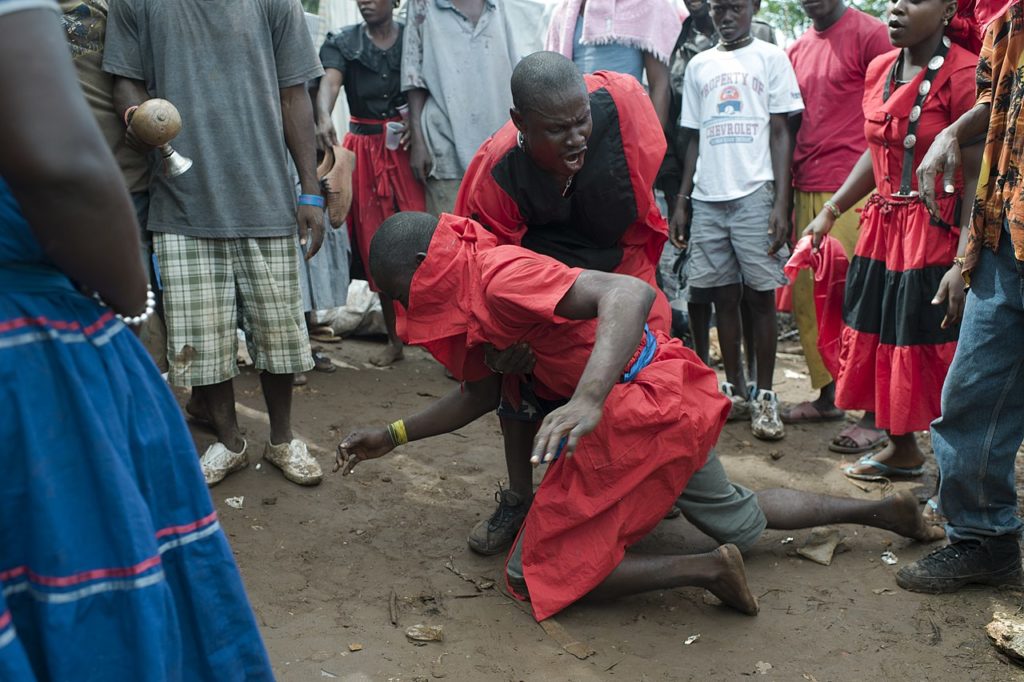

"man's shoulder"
[845, 7, 887, 31]
[751, 20, 775, 43]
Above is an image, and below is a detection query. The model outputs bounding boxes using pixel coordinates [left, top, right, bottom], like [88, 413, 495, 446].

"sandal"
[829, 423, 889, 454]
[308, 325, 342, 344]
[311, 348, 336, 373]
[781, 400, 846, 424]
[843, 453, 924, 481]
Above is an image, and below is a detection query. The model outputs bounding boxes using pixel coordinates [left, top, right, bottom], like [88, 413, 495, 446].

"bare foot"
[706, 544, 759, 616]
[879, 491, 946, 542]
[370, 342, 404, 367]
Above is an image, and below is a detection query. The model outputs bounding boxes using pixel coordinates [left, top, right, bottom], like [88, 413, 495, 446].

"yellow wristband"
[387, 419, 408, 446]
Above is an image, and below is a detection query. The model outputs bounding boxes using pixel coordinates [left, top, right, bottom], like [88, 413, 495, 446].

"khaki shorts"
[687, 182, 789, 298]
[155, 233, 313, 387]
[506, 449, 767, 585]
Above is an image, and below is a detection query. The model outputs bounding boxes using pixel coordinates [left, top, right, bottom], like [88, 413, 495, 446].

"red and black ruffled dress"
[834, 44, 977, 435]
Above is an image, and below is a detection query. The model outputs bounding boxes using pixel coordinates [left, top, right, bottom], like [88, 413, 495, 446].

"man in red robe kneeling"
[336, 211, 757, 620]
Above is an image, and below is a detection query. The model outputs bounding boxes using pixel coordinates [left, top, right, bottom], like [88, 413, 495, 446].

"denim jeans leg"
[932, 237, 1024, 542]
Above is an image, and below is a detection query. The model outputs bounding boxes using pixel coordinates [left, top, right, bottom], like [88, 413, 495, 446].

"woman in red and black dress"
[804, 0, 981, 481]
[316, 0, 425, 366]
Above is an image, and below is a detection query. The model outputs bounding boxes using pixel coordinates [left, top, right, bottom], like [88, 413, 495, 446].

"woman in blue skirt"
[0, 2, 273, 679]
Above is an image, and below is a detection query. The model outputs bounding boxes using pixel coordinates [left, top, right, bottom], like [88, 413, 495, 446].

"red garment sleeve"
[863, 22, 896, 72]
[598, 73, 666, 222]
[945, 63, 981, 122]
[454, 132, 528, 246]
[478, 250, 584, 331]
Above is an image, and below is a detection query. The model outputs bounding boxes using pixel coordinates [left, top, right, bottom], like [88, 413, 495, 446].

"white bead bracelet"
[94, 285, 157, 327]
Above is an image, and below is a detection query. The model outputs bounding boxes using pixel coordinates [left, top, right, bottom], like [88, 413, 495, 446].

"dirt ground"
[181, 338, 1024, 682]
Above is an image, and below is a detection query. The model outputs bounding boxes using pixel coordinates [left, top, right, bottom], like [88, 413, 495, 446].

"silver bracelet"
[94, 285, 157, 327]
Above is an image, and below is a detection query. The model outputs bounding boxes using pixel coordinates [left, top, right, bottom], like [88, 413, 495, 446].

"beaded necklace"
[884, 35, 951, 198]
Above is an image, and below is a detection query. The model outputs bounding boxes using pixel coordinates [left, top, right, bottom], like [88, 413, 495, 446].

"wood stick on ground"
[388, 588, 399, 627]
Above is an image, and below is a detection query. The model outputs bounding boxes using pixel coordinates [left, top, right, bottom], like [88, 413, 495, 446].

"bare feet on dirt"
[706, 544, 759, 616]
[879, 491, 946, 542]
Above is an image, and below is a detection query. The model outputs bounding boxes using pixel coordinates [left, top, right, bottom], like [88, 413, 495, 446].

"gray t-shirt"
[401, 0, 533, 181]
[103, 0, 323, 239]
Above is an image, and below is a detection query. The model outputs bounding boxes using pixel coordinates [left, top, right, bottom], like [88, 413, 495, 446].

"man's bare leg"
[467, 417, 535, 555]
[756, 489, 943, 541]
[585, 545, 759, 616]
[194, 380, 244, 452]
[372, 294, 405, 367]
[260, 371, 294, 445]
[501, 417, 537, 500]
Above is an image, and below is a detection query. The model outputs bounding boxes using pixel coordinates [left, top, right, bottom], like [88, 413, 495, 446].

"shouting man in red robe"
[454, 51, 673, 554]
[337, 211, 756, 620]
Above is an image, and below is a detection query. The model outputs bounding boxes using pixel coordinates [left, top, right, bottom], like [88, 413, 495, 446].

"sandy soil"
[182, 339, 1024, 682]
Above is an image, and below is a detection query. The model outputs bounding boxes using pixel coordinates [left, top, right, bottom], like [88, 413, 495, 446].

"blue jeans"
[933, 234, 1024, 542]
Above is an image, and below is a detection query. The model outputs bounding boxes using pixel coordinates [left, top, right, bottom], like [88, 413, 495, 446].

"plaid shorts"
[155, 233, 313, 387]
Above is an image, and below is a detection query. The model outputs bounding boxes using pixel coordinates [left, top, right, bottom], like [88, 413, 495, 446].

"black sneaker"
[896, 535, 1023, 594]
[467, 487, 530, 556]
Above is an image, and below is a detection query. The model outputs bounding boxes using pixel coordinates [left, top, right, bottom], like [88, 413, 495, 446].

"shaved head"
[511, 51, 586, 114]
[369, 211, 437, 306]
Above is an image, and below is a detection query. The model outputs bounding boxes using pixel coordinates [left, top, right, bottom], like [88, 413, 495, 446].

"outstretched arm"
[0, 7, 147, 315]
[803, 149, 876, 250]
[531, 271, 656, 463]
[315, 68, 343, 150]
[337, 374, 501, 474]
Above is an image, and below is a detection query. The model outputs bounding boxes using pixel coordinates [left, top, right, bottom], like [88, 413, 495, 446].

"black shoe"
[467, 487, 530, 556]
[896, 535, 1023, 594]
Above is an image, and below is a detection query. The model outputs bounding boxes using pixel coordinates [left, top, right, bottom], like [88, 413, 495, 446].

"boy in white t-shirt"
[670, 0, 803, 442]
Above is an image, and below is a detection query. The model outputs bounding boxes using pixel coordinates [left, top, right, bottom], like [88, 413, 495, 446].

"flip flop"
[829, 423, 889, 454]
[843, 454, 924, 481]
[781, 400, 846, 424]
[308, 325, 342, 344]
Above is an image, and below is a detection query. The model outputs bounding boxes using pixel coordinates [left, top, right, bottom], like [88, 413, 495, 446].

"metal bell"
[159, 143, 193, 177]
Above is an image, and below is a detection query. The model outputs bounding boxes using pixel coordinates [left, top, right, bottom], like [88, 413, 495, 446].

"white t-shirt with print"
[681, 38, 804, 202]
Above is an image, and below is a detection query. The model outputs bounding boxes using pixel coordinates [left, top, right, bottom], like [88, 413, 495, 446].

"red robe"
[454, 71, 672, 334]
[401, 215, 729, 620]
[784, 235, 849, 379]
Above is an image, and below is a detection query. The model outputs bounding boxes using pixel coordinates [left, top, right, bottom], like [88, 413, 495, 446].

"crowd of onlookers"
[4, 0, 1024, 677]
[56, 0, 1024, 603]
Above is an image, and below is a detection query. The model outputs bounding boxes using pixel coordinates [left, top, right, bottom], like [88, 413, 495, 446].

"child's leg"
[686, 198, 742, 371]
[710, 283, 745, 389]
[743, 285, 777, 391]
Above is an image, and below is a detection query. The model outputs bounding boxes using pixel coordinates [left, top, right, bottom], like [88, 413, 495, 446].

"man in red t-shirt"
[784, 0, 891, 455]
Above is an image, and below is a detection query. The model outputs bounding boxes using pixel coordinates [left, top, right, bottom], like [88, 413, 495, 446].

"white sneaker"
[722, 382, 751, 422]
[751, 389, 785, 441]
[264, 439, 323, 486]
[201, 440, 248, 487]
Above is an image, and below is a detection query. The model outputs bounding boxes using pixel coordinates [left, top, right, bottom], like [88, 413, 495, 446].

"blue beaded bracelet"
[298, 194, 325, 208]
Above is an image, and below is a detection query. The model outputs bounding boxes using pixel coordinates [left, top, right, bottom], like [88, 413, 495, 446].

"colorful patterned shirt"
[968, 3, 1024, 272]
